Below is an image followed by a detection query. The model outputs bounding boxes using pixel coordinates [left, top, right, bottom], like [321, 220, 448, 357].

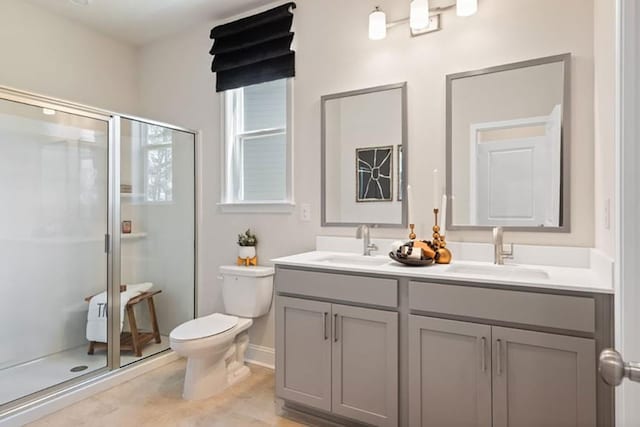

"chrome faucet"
[492, 226, 513, 265]
[356, 224, 378, 256]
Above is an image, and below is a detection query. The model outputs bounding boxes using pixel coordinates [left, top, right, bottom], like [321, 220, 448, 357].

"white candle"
[440, 194, 447, 235]
[407, 184, 414, 225]
[433, 169, 440, 209]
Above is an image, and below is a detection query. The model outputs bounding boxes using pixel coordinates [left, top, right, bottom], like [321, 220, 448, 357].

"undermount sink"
[446, 263, 550, 280]
[315, 254, 391, 267]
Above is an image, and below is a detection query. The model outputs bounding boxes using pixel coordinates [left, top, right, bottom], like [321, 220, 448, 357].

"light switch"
[301, 203, 311, 222]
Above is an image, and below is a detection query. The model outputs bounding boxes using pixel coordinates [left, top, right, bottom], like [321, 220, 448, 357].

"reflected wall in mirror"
[447, 54, 570, 231]
[322, 83, 407, 227]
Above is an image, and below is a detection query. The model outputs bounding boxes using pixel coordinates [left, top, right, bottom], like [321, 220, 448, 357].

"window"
[143, 124, 173, 203]
[221, 79, 293, 210]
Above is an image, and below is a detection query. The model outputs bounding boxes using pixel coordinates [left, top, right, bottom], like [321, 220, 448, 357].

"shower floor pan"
[0, 336, 170, 407]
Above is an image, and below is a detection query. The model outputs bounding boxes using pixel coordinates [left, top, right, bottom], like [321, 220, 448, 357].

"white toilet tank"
[220, 265, 274, 318]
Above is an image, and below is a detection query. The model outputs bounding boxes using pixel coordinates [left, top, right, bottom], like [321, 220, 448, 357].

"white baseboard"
[246, 344, 275, 370]
[0, 352, 180, 427]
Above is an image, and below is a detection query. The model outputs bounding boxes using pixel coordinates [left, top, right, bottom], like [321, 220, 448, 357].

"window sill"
[217, 201, 296, 214]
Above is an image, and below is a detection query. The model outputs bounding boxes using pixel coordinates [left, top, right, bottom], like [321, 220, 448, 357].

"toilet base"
[180, 331, 252, 400]
[183, 355, 229, 400]
[228, 364, 251, 386]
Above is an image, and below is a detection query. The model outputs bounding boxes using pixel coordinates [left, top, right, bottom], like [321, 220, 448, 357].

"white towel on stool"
[86, 282, 153, 343]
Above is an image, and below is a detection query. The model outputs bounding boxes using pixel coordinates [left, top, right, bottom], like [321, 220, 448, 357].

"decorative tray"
[388, 251, 435, 267]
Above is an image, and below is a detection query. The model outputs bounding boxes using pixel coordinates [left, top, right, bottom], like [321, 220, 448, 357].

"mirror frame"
[445, 54, 571, 232]
[321, 82, 408, 228]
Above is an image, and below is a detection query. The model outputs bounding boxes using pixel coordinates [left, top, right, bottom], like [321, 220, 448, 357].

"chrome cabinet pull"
[481, 337, 487, 372]
[496, 339, 503, 376]
[334, 313, 339, 342]
[323, 312, 328, 340]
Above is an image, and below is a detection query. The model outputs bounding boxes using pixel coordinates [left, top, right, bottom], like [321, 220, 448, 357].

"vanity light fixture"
[368, 0, 477, 40]
[457, 0, 478, 17]
[369, 7, 387, 40]
[410, 0, 430, 31]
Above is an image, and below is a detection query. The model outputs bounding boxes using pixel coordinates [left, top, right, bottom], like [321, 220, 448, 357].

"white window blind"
[242, 133, 287, 200]
[243, 80, 286, 132]
[222, 78, 292, 207]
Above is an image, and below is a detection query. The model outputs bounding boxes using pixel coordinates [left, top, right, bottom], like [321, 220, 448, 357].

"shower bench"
[85, 288, 163, 357]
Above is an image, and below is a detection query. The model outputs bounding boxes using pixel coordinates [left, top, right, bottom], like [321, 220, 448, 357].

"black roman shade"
[210, 2, 296, 92]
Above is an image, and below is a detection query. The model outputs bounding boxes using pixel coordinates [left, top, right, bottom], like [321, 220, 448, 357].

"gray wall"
[0, 0, 139, 114]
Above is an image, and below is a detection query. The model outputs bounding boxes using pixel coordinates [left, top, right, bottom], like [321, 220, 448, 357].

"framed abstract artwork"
[356, 146, 393, 202]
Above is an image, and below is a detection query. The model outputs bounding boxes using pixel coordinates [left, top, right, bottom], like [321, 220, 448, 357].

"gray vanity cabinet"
[491, 327, 596, 427]
[275, 296, 332, 411]
[275, 293, 399, 426]
[332, 304, 398, 427]
[408, 315, 596, 427]
[408, 315, 492, 427]
[276, 270, 610, 427]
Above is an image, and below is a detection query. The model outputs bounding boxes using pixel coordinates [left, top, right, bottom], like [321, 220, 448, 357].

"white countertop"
[272, 248, 614, 294]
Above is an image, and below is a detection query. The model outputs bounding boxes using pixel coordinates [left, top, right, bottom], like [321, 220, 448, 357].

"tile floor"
[28, 359, 310, 427]
[1, 337, 170, 406]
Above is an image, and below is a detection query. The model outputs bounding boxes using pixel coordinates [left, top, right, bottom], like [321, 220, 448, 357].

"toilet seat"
[170, 313, 238, 342]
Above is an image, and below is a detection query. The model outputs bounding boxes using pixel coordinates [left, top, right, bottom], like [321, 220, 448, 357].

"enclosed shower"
[0, 87, 196, 410]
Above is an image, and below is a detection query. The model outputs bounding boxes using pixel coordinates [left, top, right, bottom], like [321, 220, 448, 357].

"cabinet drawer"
[409, 281, 595, 333]
[276, 268, 398, 308]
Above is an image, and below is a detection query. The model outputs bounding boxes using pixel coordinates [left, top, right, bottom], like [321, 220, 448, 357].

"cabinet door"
[275, 296, 332, 411]
[331, 304, 398, 427]
[408, 316, 492, 427]
[492, 327, 596, 427]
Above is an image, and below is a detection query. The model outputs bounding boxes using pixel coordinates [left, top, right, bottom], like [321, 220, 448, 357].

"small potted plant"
[237, 229, 258, 261]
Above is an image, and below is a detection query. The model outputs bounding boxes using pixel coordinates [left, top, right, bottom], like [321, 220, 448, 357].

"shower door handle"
[104, 234, 111, 253]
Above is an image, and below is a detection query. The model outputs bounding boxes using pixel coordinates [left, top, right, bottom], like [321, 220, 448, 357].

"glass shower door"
[118, 118, 195, 366]
[0, 97, 110, 406]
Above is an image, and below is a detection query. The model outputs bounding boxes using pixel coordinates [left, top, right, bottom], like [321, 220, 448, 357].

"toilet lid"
[170, 313, 238, 342]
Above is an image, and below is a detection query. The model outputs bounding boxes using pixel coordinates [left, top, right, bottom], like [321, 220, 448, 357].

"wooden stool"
[86, 290, 162, 357]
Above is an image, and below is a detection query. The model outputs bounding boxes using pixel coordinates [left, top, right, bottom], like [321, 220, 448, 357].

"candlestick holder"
[432, 208, 452, 264]
[409, 224, 416, 240]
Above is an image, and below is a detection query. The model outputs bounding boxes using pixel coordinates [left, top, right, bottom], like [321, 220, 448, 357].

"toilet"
[170, 265, 274, 400]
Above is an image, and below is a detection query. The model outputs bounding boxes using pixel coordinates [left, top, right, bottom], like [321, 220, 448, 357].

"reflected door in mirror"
[447, 55, 569, 231]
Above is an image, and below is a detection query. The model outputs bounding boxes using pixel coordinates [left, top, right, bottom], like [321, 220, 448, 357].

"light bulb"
[457, 0, 478, 17]
[369, 7, 387, 40]
[410, 0, 430, 31]
[42, 108, 56, 116]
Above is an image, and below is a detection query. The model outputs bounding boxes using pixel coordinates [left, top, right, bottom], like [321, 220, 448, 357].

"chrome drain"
[70, 365, 88, 373]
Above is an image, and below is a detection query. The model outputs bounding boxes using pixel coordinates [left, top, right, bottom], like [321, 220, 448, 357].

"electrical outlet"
[300, 203, 311, 222]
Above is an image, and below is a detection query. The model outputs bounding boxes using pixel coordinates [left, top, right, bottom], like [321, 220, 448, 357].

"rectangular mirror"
[322, 83, 407, 227]
[447, 54, 570, 231]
